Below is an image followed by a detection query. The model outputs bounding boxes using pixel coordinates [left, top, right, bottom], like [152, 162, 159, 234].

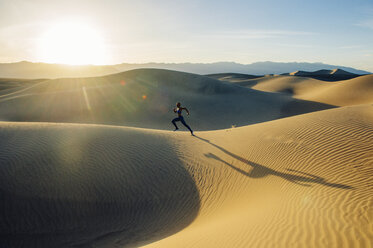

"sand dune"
[206, 73, 262, 83]
[283, 69, 362, 81]
[0, 78, 46, 97]
[287, 68, 356, 76]
[1, 68, 372, 248]
[213, 73, 373, 106]
[299, 74, 373, 106]
[0, 122, 200, 247]
[0, 69, 334, 130]
[144, 104, 373, 248]
[207, 73, 333, 90]
[250, 75, 331, 94]
[0, 104, 372, 247]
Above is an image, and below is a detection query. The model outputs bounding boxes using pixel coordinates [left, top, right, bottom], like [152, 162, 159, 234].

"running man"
[172, 102, 194, 135]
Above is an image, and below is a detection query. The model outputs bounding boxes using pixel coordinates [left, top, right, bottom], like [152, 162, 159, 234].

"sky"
[0, 0, 373, 71]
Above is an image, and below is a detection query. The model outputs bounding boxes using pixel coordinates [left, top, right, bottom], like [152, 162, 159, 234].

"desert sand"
[0, 69, 334, 130]
[213, 73, 373, 106]
[0, 69, 372, 248]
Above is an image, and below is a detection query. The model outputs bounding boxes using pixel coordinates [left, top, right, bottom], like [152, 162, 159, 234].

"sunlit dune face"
[38, 21, 107, 65]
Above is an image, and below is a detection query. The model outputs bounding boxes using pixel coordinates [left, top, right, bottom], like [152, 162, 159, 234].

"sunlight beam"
[82, 86, 91, 110]
[37, 21, 108, 65]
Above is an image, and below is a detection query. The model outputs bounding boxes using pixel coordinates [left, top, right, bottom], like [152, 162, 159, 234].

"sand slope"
[299, 74, 373, 106]
[206, 73, 262, 83]
[208, 74, 333, 92]
[144, 104, 373, 248]
[214, 73, 373, 106]
[0, 69, 334, 130]
[1, 104, 372, 247]
[0, 78, 46, 97]
[0, 68, 372, 248]
[283, 69, 361, 81]
[250, 75, 330, 95]
[0, 123, 200, 248]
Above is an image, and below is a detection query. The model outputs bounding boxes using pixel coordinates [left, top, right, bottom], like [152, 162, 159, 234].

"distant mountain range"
[0, 61, 370, 79]
[115, 62, 370, 76]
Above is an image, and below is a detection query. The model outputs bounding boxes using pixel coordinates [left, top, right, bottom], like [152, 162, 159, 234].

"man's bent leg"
[180, 117, 193, 133]
[172, 117, 180, 130]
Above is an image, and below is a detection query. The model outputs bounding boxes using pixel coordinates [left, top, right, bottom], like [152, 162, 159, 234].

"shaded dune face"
[0, 123, 200, 248]
[0, 69, 334, 130]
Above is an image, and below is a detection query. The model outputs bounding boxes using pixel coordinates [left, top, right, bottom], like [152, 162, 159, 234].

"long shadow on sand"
[194, 136, 353, 189]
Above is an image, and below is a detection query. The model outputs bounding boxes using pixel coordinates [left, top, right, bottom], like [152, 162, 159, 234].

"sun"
[38, 21, 108, 65]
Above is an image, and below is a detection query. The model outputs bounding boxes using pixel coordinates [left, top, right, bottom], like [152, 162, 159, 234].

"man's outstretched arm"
[184, 108, 190, 115]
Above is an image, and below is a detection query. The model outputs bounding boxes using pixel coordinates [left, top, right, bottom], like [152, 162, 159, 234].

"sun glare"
[38, 21, 108, 65]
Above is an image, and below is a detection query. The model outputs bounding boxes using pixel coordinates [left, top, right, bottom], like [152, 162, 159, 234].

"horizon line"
[0, 60, 371, 73]
[0, 59, 365, 67]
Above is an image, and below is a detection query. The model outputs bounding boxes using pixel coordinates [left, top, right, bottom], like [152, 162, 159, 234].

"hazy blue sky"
[1, 0, 373, 71]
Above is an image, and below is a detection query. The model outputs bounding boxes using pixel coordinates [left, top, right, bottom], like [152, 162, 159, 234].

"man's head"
[176, 102, 181, 107]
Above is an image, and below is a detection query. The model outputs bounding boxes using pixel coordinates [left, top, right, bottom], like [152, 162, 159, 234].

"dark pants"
[172, 116, 193, 133]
